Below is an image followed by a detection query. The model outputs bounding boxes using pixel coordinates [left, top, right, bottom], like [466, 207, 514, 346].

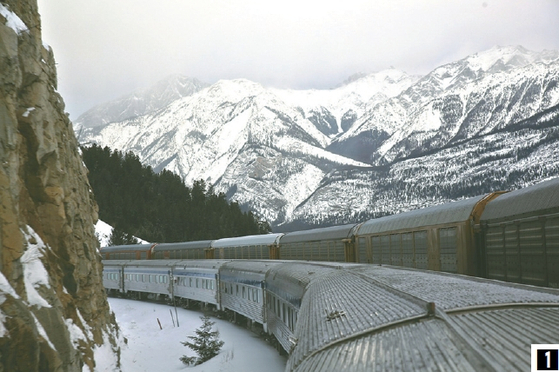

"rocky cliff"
[0, 1, 121, 371]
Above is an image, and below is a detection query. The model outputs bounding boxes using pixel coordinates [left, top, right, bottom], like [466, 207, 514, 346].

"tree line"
[82, 144, 270, 244]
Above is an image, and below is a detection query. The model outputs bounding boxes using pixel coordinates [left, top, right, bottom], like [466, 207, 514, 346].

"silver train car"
[219, 260, 280, 332]
[102, 259, 559, 371]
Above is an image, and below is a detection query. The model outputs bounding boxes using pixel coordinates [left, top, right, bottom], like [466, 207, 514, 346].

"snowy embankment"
[104, 298, 287, 372]
[95, 220, 150, 247]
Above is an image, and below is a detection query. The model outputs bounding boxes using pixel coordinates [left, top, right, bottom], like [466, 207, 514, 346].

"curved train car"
[101, 259, 559, 371]
[481, 177, 559, 288]
[279, 224, 359, 262]
[171, 260, 228, 309]
[152, 241, 212, 260]
[101, 243, 156, 260]
[219, 260, 280, 332]
[353, 193, 501, 275]
[211, 233, 283, 259]
[290, 264, 559, 371]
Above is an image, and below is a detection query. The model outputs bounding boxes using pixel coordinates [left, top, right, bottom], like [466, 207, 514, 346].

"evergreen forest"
[82, 144, 270, 244]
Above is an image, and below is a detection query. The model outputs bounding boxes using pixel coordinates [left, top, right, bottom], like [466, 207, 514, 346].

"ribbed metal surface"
[357, 195, 487, 235]
[280, 224, 358, 244]
[481, 177, 559, 222]
[220, 260, 279, 282]
[172, 260, 226, 305]
[265, 262, 338, 307]
[353, 266, 559, 311]
[219, 261, 279, 323]
[292, 318, 480, 372]
[211, 233, 283, 248]
[155, 240, 213, 251]
[101, 243, 153, 252]
[288, 270, 426, 370]
[450, 307, 559, 372]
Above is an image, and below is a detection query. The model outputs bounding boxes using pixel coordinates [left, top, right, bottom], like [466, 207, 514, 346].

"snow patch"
[32, 312, 57, 351]
[87, 330, 121, 372]
[65, 317, 87, 348]
[22, 107, 35, 117]
[95, 220, 114, 247]
[21, 226, 51, 308]
[0, 4, 29, 34]
[0, 272, 19, 337]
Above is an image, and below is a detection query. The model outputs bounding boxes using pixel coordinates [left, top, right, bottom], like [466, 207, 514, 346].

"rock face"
[0, 1, 120, 371]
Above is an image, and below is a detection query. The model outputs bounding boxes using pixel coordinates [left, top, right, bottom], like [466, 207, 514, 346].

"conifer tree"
[180, 315, 224, 365]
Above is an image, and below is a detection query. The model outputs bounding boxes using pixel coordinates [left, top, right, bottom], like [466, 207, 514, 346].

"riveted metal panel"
[546, 217, 559, 288]
[414, 231, 428, 269]
[439, 227, 458, 273]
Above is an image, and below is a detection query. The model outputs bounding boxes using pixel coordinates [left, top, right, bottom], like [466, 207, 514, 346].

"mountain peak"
[463, 45, 557, 72]
[74, 75, 209, 130]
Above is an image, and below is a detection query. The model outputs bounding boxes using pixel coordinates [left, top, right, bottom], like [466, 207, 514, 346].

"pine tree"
[180, 315, 224, 366]
[107, 226, 139, 246]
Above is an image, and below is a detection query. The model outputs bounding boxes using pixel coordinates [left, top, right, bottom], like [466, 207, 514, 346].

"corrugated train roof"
[481, 177, 559, 222]
[356, 195, 489, 235]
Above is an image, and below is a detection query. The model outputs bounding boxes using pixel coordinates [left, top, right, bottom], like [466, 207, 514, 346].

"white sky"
[37, 0, 559, 119]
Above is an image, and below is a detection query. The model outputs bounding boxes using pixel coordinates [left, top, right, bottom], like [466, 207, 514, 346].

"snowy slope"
[95, 220, 149, 247]
[78, 46, 559, 229]
[101, 298, 286, 372]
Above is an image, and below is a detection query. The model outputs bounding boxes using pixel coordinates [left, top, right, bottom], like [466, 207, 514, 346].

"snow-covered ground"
[105, 298, 287, 372]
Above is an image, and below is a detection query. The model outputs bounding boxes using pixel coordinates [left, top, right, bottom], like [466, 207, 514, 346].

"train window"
[196, 278, 199, 288]
[236, 285, 239, 296]
[242, 286, 246, 299]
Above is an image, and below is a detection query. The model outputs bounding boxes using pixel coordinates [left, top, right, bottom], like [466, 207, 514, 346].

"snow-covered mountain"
[329, 45, 559, 164]
[74, 75, 209, 133]
[77, 46, 559, 229]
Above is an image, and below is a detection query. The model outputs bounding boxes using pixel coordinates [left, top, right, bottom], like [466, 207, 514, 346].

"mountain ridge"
[76, 45, 559, 229]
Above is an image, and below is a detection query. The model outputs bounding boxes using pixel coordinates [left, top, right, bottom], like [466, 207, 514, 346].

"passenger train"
[102, 177, 559, 288]
[103, 259, 559, 371]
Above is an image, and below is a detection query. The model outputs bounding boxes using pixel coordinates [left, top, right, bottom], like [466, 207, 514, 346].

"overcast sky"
[37, 0, 559, 120]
